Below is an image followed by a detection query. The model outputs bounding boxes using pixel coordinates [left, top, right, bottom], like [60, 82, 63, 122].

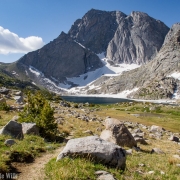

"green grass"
[45, 157, 124, 180]
[44, 142, 180, 180]
[43, 102, 180, 180]
[0, 135, 59, 173]
[94, 102, 180, 132]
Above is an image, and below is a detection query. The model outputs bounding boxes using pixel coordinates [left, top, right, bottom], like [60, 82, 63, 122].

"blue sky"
[0, 0, 179, 63]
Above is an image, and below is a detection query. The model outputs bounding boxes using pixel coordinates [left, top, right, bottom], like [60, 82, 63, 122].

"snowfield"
[59, 54, 140, 89]
[27, 55, 141, 98]
[27, 63, 178, 103]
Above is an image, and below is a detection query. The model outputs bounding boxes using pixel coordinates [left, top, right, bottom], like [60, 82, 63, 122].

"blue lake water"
[61, 96, 134, 105]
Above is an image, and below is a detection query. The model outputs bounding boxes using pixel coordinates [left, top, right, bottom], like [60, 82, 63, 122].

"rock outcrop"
[69, 9, 169, 64]
[107, 11, 169, 64]
[68, 9, 121, 54]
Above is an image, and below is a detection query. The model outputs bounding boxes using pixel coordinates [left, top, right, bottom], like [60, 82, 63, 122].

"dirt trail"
[13, 147, 64, 180]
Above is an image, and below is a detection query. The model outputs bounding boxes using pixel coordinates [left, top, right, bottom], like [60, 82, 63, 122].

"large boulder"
[56, 136, 126, 170]
[0, 120, 23, 139]
[100, 118, 137, 148]
[22, 123, 39, 135]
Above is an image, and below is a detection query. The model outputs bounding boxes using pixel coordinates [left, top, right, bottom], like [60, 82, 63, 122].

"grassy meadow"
[0, 96, 180, 179]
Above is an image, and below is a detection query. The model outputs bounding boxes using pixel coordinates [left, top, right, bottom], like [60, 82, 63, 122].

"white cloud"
[0, 26, 44, 54]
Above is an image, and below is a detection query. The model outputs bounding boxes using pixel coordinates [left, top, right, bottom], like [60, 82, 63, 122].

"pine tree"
[19, 91, 57, 139]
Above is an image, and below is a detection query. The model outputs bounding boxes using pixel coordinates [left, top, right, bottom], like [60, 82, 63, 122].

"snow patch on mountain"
[59, 58, 140, 89]
[29, 66, 43, 77]
[27, 62, 140, 97]
[168, 72, 180, 80]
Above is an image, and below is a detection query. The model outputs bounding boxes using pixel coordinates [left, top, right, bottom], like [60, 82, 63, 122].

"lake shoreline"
[61, 94, 177, 105]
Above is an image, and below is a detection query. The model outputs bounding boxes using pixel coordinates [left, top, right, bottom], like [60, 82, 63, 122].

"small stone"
[138, 163, 145, 167]
[95, 171, 115, 180]
[4, 139, 16, 146]
[169, 135, 179, 142]
[132, 146, 141, 152]
[160, 171, 165, 175]
[126, 149, 133, 155]
[148, 171, 155, 174]
[151, 148, 164, 154]
[135, 170, 144, 175]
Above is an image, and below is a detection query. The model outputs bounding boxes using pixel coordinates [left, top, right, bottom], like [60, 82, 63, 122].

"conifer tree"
[19, 91, 57, 139]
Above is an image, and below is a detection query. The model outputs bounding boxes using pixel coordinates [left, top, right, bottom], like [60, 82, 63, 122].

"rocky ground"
[0, 88, 180, 179]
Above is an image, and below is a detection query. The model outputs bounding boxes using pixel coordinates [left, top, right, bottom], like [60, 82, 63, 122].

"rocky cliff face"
[87, 24, 180, 100]
[17, 32, 103, 82]
[69, 9, 169, 64]
[68, 9, 123, 54]
[163, 23, 180, 45]
[106, 11, 169, 64]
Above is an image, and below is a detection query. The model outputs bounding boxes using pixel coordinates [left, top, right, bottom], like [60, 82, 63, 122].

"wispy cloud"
[0, 26, 44, 54]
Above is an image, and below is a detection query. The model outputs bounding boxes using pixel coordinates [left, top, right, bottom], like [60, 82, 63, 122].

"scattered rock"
[126, 149, 133, 156]
[151, 148, 164, 154]
[132, 133, 147, 145]
[0, 88, 9, 95]
[60, 101, 70, 107]
[160, 171, 165, 175]
[147, 171, 155, 174]
[0, 120, 23, 139]
[57, 136, 126, 170]
[4, 139, 16, 146]
[150, 125, 165, 133]
[14, 91, 22, 96]
[95, 170, 115, 180]
[138, 163, 145, 167]
[133, 128, 143, 133]
[169, 135, 179, 142]
[132, 146, 141, 152]
[22, 122, 39, 135]
[14, 96, 24, 104]
[100, 118, 137, 148]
